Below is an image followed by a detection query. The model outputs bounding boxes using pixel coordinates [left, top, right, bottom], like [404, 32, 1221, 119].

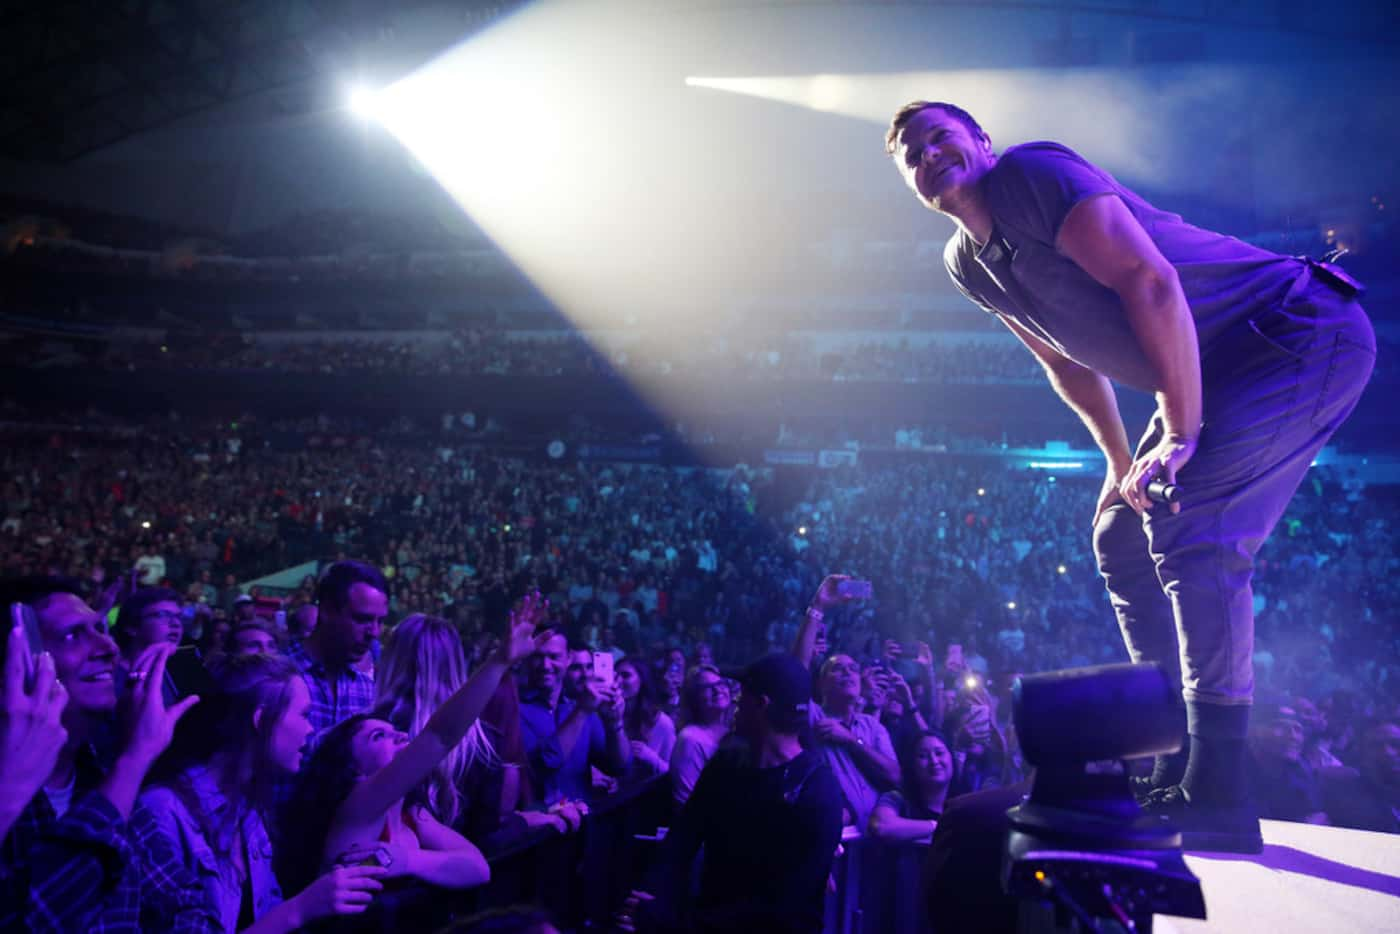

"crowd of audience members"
[1, 412, 1397, 931]
[9, 325, 1046, 385]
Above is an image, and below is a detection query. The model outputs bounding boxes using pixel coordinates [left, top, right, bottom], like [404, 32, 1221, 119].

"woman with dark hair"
[277, 597, 546, 898]
[142, 654, 388, 932]
[616, 657, 675, 777]
[669, 664, 732, 807]
[866, 731, 955, 842]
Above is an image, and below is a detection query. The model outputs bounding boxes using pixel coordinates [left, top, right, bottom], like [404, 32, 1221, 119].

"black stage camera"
[1003, 663, 1207, 933]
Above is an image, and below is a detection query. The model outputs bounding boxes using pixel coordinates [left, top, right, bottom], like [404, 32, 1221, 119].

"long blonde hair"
[374, 614, 499, 826]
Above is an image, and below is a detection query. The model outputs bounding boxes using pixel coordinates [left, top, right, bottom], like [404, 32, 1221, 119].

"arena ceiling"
[0, 0, 527, 163]
[3, 0, 1394, 165]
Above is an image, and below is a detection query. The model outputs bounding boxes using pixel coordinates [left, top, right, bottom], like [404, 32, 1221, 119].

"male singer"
[886, 101, 1373, 852]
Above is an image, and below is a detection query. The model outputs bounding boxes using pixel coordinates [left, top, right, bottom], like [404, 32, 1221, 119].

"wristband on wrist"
[805, 605, 824, 623]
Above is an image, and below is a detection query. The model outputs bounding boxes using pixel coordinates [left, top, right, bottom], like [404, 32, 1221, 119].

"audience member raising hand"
[278, 593, 550, 896]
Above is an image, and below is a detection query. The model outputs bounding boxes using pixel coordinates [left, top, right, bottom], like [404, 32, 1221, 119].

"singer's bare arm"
[1055, 193, 1202, 445]
[999, 316, 1133, 477]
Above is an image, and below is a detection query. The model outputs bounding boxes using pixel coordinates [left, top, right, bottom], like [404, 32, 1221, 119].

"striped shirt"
[286, 639, 377, 737]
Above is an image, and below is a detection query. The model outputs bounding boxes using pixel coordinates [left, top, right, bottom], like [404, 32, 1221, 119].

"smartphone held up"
[8, 602, 44, 691]
[836, 579, 873, 601]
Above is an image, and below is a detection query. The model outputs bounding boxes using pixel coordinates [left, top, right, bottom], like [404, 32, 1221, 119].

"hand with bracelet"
[807, 573, 857, 616]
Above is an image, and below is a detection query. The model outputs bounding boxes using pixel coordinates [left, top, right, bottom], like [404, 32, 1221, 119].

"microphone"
[1146, 479, 1181, 505]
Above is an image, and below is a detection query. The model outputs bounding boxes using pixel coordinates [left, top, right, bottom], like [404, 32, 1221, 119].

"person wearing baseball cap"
[620, 652, 842, 934]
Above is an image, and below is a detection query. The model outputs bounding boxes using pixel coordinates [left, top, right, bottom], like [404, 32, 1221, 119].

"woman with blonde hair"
[373, 614, 495, 828]
[372, 612, 574, 848]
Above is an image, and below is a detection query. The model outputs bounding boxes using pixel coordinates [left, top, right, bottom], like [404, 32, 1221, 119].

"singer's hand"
[1120, 434, 1196, 516]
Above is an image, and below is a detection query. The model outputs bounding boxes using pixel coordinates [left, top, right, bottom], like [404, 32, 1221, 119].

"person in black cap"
[618, 652, 843, 934]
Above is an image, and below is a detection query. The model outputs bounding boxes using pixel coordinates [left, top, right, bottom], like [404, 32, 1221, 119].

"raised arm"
[793, 575, 853, 669]
[339, 595, 549, 831]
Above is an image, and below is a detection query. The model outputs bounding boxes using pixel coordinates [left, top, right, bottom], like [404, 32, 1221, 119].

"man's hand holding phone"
[1, 624, 67, 834]
[1, 624, 68, 831]
[810, 574, 874, 612]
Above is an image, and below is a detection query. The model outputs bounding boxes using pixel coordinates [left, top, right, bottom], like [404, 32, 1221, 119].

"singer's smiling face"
[893, 106, 995, 210]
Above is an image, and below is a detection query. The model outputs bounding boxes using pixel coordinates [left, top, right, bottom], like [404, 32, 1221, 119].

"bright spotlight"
[348, 85, 381, 120]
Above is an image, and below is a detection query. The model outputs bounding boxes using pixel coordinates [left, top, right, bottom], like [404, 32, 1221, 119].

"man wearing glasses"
[114, 588, 186, 706]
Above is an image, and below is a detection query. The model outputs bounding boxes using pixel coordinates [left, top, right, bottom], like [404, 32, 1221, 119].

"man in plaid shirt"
[0, 578, 217, 933]
[285, 560, 386, 737]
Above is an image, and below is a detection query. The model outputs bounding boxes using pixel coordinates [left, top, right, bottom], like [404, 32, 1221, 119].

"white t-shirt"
[135, 554, 167, 585]
[44, 773, 77, 819]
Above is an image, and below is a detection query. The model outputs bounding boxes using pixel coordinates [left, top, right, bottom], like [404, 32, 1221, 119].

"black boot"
[1130, 701, 1188, 802]
[1140, 701, 1262, 853]
[1129, 747, 1189, 802]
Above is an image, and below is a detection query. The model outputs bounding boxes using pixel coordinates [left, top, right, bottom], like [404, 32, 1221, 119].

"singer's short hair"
[885, 101, 988, 155]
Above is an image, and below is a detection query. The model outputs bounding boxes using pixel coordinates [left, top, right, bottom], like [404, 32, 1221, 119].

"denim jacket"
[140, 765, 284, 931]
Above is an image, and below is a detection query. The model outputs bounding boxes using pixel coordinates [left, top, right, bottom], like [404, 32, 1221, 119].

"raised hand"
[576, 676, 606, 713]
[888, 672, 915, 710]
[123, 643, 199, 765]
[959, 704, 993, 747]
[497, 590, 551, 665]
[810, 574, 854, 612]
[598, 684, 625, 727]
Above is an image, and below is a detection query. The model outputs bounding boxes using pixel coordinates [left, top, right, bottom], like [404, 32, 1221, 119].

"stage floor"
[1157, 820, 1400, 933]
